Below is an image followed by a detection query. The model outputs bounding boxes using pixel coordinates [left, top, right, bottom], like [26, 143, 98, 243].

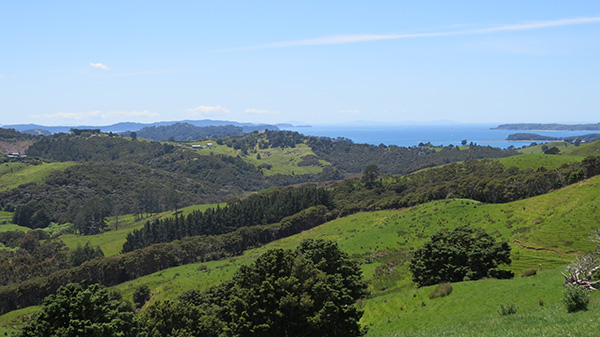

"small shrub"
[429, 282, 453, 299]
[521, 269, 537, 277]
[498, 303, 518, 316]
[132, 284, 151, 309]
[563, 285, 590, 313]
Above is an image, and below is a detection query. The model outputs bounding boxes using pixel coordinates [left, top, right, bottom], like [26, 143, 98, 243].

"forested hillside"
[1, 127, 600, 336]
[132, 123, 246, 141]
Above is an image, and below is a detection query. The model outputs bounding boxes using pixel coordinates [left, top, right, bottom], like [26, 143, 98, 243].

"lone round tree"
[409, 225, 513, 287]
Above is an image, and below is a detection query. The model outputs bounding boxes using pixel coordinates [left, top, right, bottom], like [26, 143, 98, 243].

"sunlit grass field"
[188, 141, 330, 176]
[0, 161, 77, 192]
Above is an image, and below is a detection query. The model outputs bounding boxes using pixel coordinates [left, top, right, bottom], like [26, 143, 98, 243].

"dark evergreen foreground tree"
[223, 239, 367, 337]
[142, 239, 367, 337]
[19, 283, 143, 337]
[410, 225, 513, 287]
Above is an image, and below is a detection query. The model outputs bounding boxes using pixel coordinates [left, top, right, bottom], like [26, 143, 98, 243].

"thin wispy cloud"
[237, 16, 600, 50]
[185, 105, 231, 115]
[244, 108, 279, 115]
[31, 110, 158, 120]
[89, 62, 110, 70]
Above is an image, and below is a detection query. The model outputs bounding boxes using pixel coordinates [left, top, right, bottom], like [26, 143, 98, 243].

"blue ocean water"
[282, 124, 589, 149]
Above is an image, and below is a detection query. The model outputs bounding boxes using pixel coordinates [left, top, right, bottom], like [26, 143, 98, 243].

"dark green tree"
[141, 300, 223, 337]
[68, 242, 105, 267]
[409, 225, 513, 287]
[362, 164, 380, 189]
[19, 283, 143, 337]
[223, 239, 367, 337]
[133, 284, 151, 309]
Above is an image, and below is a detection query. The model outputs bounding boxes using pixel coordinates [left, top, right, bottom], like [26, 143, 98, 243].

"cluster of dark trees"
[143, 239, 367, 337]
[132, 123, 246, 141]
[0, 205, 334, 313]
[0, 231, 104, 286]
[331, 157, 600, 215]
[1, 162, 223, 231]
[0, 128, 38, 142]
[410, 226, 513, 287]
[122, 185, 333, 252]
[308, 138, 518, 174]
[19, 239, 366, 337]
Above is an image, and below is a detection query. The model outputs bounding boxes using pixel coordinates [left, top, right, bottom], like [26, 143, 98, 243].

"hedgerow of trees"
[122, 185, 333, 252]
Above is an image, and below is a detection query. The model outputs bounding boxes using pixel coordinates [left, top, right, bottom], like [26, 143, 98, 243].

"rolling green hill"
[2, 175, 600, 335]
[0, 161, 77, 192]
[189, 140, 330, 176]
[7, 174, 589, 336]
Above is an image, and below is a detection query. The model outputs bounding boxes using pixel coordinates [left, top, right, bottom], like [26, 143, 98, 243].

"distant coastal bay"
[282, 124, 591, 149]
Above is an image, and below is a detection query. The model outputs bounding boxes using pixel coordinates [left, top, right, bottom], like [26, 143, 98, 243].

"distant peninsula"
[506, 132, 600, 142]
[492, 123, 600, 131]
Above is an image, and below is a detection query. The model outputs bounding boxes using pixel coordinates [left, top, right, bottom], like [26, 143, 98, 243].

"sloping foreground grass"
[0, 161, 77, 192]
[361, 267, 600, 337]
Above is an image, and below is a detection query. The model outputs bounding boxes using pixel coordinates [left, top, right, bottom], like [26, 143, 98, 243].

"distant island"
[493, 123, 600, 131]
[506, 132, 600, 142]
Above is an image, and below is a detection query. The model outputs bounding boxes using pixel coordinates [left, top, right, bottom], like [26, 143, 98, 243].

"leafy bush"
[19, 283, 143, 337]
[429, 283, 453, 299]
[563, 285, 590, 313]
[409, 225, 513, 287]
[133, 284, 151, 309]
[498, 303, 518, 316]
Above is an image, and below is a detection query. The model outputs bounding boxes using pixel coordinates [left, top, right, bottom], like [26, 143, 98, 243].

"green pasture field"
[361, 267, 600, 337]
[0, 161, 77, 192]
[497, 153, 585, 170]
[189, 141, 330, 176]
[563, 139, 600, 156]
[517, 141, 576, 154]
[0, 306, 40, 335]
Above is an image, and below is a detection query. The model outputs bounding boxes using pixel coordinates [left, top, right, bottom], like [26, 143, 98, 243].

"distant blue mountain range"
[2, 120, 294, 134]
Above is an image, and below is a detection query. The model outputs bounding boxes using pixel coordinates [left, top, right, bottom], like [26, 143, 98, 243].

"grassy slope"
[517, 141, 576, 154]
[189, 141, 329, 176]
[100, 175, 600, 336]
[0, 162, 77, 192]
[497, 153, 585, 170]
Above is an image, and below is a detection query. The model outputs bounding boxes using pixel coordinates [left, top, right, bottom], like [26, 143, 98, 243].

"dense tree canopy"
[222, 239, 367, 337]
[142, 239, 367, 337]
[409, 225, 513, 287]
[19, 283, 143, 337]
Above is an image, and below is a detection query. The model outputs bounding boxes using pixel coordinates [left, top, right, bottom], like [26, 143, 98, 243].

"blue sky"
[1, 0, 599, 126]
